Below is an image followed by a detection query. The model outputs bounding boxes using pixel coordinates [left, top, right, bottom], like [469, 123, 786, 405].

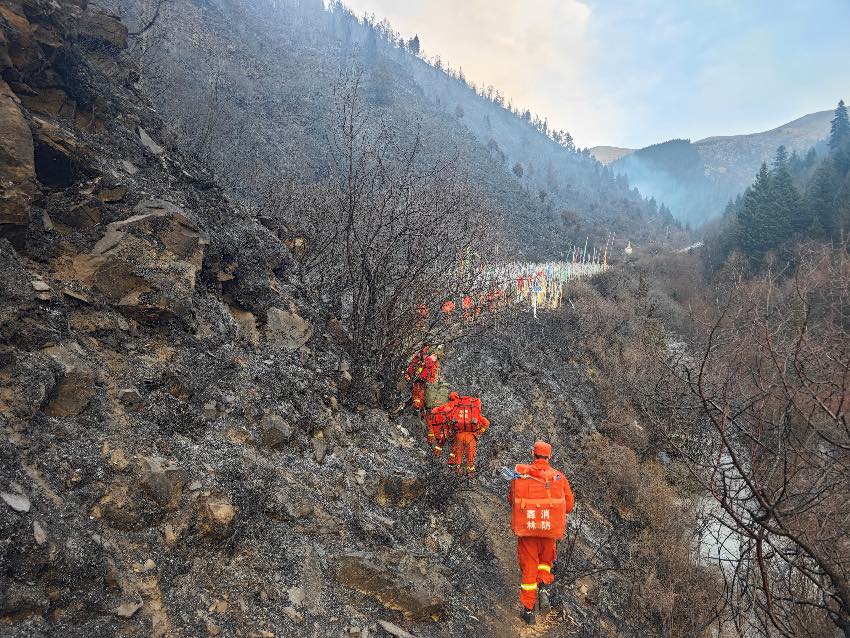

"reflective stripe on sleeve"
[538, 564, 551, 572]
[520, 582, 538, 591]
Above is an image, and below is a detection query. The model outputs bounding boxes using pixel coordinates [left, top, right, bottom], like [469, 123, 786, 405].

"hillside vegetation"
[105, 0, 682, 257]
[704, 101, 850, 270]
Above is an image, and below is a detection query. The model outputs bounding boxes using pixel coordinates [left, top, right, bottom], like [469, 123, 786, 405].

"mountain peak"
[588, 145, 635, 165]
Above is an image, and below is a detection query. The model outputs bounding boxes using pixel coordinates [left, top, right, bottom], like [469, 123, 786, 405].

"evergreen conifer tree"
[833, 173, 850, 238]
[805, 161, 840, 239]
[737, 163, 773, 261]
[809, 214, 826, 238]
[829, 99, 850, 151]
[769, 145, 802, 236]
[407, 34, 420, 56]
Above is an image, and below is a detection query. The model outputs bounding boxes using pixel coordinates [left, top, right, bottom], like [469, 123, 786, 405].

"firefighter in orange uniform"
[425, 391, 457, 457]
[405, 345, 440, 413]
[462, 294, 475, 323]
[441, 299, 456, 325]
[508, 441, 575, 625]
[447, 393, 490, 478]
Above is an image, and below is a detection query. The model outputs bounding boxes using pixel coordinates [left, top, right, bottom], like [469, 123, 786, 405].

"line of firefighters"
[404, 344, 489, 477]
[425, 258, 611, 328]
[404, 345, 575, 625]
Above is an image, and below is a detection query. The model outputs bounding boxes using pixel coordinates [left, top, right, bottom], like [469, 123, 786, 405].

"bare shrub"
[270, 76, 497, 404]
[580, 434, 723, 637]
[653, 243, 850, 637]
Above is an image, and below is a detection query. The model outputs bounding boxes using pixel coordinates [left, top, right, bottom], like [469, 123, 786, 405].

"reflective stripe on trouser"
[518, 537, 557, 609]
[520, 581, 538, 609]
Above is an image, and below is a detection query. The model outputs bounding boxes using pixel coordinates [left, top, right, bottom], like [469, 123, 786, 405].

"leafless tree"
[652, 244, 850, 637]
[271, 75, 499, 404]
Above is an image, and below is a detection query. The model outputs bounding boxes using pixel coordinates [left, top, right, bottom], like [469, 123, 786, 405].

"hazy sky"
[340, 0, 850, 149]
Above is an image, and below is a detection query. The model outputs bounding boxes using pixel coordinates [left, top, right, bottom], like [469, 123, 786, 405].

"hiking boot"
[538, 584, 551, 612]
[522, 607, 536, 625]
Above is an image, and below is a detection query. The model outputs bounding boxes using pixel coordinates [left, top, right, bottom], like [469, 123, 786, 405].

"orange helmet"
[533, 441, 552, 458]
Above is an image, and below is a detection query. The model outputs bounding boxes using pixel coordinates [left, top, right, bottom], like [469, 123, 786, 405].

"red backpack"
[450, 396, 482, 433]
[510, 463, 571, 539]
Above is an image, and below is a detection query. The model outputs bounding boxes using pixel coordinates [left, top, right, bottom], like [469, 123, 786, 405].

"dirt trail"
[464, 487, 576, 638]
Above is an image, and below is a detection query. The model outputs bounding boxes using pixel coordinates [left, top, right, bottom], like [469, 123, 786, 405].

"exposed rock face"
[0, 0, 129, 247]
[311, 430, 328, 463]
[0, 79, 35, 244]
[336, 553, 447, 621]
[32, 118, 91, 188]
[138, 456, 187, 510]
[196, 492, 236, 538]
[86, 201, 208, 319]
[265, 306, 313, 350]
[93, 481, 141, 529]
[260, 413, 293, 449]
[228, 304, 260, 345]
[42, 345, 96, 417]
[137, 126, 164, 155]
[77, 11, 129, 50]
[64, 197, 102, 229]
[338, 368, 353, 395]
[1, 490, 31, 512]
[376, 475, 425, 508]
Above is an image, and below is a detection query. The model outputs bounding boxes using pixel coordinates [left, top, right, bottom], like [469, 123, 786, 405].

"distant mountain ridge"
[694, 110, 832, 186]
[590, 110, 833, 226]
[589, 145, 634, 165]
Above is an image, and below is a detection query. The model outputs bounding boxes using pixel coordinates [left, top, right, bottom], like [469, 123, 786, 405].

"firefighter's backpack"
[450, 396, 482, 432]
[510, 464, 568, 540]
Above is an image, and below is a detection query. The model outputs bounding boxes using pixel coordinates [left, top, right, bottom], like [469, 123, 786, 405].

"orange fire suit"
[462, 295, 475, 323]
[406, 349, 438, 412]
[441, 300, 456, 324]
[509, 458, 575, 610]
[448, 415, 490, 475]
[406, 350, 439, 384]
[426, 397, 457, 457]
[517, 537, 557, 609]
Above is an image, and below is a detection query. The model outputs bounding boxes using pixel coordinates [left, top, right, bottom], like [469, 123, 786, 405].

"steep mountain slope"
[695, 110, 832, 188]
[103, 0, 681, 257]
[0, 2, 710, 637]
[610, 110, 832, 227]
[612, 140, 719, 229]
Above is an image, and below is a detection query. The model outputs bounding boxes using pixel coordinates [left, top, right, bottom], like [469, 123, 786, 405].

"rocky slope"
[1, 3, 664, 638]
